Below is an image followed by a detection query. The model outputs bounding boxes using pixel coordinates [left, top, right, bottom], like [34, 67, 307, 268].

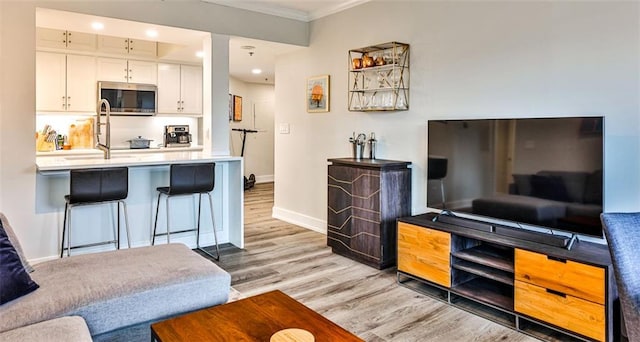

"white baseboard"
[255, 175, 274, 184]
[272, 206, 326, 234]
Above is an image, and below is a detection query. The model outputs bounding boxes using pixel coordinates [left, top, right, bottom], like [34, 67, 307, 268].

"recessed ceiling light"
[146, 29, 158, 38]
[251, 68, 262, 75]
[240, 45, 256, 50]
[91, 22, 104, 30]
[196, 51, 205, 58]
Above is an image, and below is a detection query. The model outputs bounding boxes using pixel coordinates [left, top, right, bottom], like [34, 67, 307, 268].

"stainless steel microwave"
[98, 81, 157, 115]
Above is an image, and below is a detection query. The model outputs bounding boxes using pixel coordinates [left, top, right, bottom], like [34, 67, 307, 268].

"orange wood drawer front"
[514, 249, 605, 304]
[397, 222, 451, 287]
[515, 280, 605, 341]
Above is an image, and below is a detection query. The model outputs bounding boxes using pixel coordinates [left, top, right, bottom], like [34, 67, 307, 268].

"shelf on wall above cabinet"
[348, 42, 409, 112]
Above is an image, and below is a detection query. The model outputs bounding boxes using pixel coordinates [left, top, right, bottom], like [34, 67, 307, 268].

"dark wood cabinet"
[327, 158, 411, 269]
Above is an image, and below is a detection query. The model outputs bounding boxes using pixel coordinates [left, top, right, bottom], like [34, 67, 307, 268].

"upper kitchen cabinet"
[36, 52, 96, 113]
[36, 28, 97, 52]
[97, 57, 157, 84]
[157, 63, 202, 115]
[98, 36, 157, 57]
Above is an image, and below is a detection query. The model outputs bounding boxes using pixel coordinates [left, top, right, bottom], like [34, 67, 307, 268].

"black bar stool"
[428, 156, 448, 209]
[61, 167, 130, 258]
[152, 163, 220, 260]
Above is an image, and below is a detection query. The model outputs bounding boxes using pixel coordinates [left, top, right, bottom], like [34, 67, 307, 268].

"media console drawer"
[515, 249, 605, 304]
[515, 280, 605, 341]
[397, 222, 451, 287]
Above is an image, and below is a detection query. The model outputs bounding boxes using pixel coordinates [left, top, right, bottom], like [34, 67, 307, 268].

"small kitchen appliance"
[164, 125, 191, 147]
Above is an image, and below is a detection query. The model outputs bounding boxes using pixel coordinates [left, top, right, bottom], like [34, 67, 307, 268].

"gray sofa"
[0, 213, 231, 341]
[472, 170, 602, 234]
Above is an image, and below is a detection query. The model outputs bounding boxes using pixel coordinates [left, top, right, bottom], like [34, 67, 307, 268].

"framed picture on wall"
[307, 75, 330, 113]
[228, 94, 233, 121]
[233, 95, 242, 121]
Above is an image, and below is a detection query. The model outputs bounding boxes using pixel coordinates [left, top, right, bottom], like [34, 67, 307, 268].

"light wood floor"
[208, 183, 539, 341]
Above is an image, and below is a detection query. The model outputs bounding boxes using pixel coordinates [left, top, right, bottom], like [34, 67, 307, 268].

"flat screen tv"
[427, 116, 604, 238]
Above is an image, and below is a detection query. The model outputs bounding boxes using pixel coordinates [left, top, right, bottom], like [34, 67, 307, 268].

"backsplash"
[36, 115, 200, 150]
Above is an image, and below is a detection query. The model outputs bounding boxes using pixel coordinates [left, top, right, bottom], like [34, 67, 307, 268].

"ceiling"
[36, 1, 367, 85]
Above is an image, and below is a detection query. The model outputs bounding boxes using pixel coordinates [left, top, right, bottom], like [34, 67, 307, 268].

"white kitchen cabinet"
[36, 28, 96, 51]
[157, 63, 202, 115]
[180, 65, 203, 114]
[128, 60, 157, 84]
[66, 55, 98, 112]
[98, 36, 156, 57]
[97, 57, 157, 84]
[128, 39, 157, 57]
[36, 52, 96, 113]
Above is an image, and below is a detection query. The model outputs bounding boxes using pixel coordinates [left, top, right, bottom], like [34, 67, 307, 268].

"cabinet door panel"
[66, 31, 96, 51]
[97, 57, 128, 82]
[515, 280, 605, 341]
[36, 52, 66, 111]
[36, 28, 66, 49]
[398, 222, 451, 287]
[515, 249, 605, 304]
[180, 65, 202, 114]
[97, 36, 129, 55]
[128, 39, 157, 57]
[129, 60, 157, 84]
[157, 63, 181, 113]
[66, 55, 96, 112]
[328, 165, 355, 241]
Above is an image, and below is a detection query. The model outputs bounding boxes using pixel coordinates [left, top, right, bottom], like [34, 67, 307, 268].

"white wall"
[0, 0, 306, 261]
[274, 1, 640, 233]
[229, 78, 275, 183]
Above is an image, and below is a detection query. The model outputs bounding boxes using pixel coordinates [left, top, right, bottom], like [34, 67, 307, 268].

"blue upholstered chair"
[601, 213, 640, 342]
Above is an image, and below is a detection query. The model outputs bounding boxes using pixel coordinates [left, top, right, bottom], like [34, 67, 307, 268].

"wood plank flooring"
[206, 183, 541, 341]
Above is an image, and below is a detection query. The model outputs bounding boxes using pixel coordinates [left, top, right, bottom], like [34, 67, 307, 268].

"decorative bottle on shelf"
[368, 132, 377, 159]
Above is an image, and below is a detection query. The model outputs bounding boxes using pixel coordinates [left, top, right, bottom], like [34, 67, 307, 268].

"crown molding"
[308, 0, 370, 21]
[201, 0, 370, 22]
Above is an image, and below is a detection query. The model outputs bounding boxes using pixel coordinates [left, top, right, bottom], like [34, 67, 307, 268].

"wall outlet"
[279, 123, 290, 134]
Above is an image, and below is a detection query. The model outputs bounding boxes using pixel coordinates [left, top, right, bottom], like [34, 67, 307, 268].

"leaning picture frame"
[306, 75, 330, 113]
[228, 94, 233, 121]
[233, 95, 243, 121]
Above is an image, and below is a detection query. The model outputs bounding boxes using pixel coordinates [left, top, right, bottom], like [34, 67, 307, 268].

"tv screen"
[427, 117, 604, 238]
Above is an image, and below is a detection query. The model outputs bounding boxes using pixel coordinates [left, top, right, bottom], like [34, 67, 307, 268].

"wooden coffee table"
[151, 290, 363, 341]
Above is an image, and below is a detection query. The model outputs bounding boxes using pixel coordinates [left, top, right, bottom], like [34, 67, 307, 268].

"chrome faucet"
[96, 99, 111, 159]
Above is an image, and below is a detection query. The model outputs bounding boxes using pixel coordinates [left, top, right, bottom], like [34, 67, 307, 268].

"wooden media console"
[397, 213, 619, 342]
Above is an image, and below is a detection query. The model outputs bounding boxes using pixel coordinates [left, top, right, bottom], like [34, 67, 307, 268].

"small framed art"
[307, 75, 329, 113]
[233, 95, 243, 121]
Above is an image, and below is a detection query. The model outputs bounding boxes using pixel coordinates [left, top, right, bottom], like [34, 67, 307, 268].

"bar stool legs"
[152, 192, 220, 261]
[61, 200, 130, 258]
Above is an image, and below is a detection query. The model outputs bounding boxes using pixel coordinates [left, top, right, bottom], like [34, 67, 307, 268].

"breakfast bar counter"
[35, 152, 244, 257]
[36, 151, 240, 172]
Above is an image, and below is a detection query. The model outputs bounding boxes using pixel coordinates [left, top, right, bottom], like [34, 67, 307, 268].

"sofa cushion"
[531, 175, 571, 202]
[0, 213, 34, 273]
[472, 194, 566, 226]
[0, 316, 91, 342]
[584, 169, 603, 204]
[536, 171, 590, 203]
[0, 220, 39, 305]
[566, 203, 602, 218]
[512, 174, 533, 196]
[0, 243, 230, 336]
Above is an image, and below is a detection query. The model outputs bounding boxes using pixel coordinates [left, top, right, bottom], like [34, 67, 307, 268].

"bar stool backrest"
[168, 163, 215, 195]
[69, 167, 129, 204]
[428, 157, 448, 180]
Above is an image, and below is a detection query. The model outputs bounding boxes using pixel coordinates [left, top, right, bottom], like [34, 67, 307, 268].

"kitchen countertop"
[37, 150, 241, 172]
